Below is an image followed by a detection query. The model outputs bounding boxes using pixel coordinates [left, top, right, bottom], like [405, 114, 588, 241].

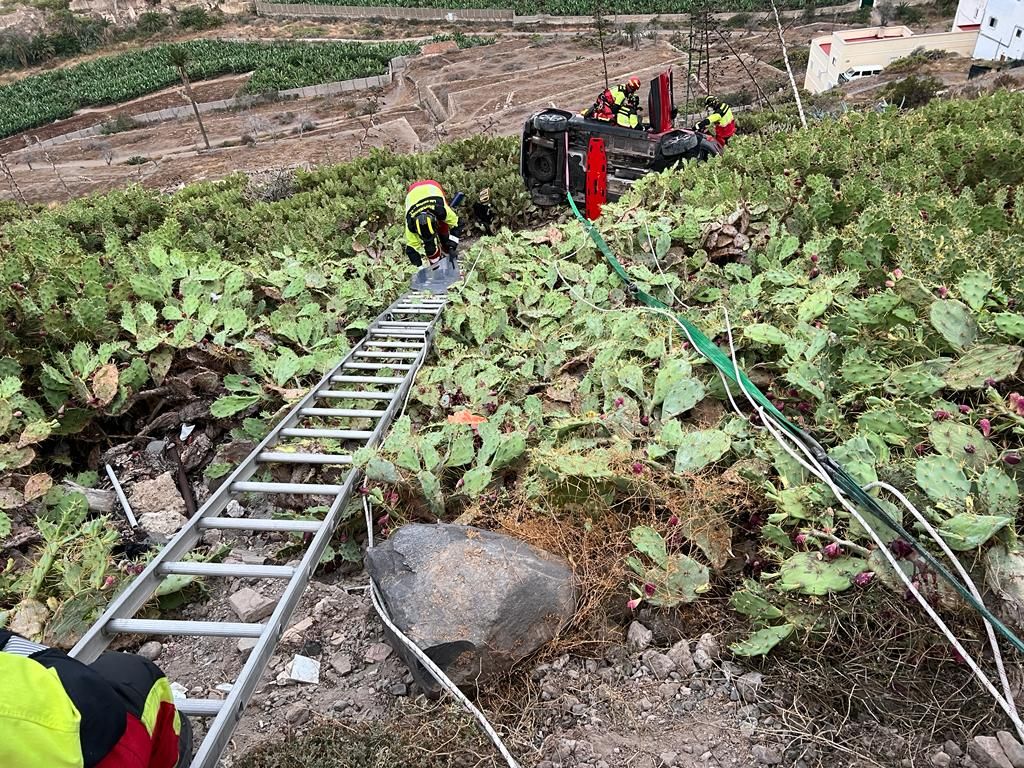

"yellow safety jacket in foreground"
[404, 180, 459, 258]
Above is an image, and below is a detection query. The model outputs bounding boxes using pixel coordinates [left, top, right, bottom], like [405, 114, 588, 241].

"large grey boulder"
[365, 523, 576, 693]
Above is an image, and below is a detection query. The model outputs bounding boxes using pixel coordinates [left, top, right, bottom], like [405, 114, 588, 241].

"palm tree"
[168, 46, 211, 150]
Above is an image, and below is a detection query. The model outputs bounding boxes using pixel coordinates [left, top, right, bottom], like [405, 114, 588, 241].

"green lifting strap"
[566, 192, 1024, 656]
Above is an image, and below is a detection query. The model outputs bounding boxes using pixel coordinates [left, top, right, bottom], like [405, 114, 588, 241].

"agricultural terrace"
[0, 39, 419, 139]
[271, 0, 807, 12]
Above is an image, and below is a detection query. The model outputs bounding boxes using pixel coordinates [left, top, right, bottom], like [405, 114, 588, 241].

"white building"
[954, 0, 1024, 61]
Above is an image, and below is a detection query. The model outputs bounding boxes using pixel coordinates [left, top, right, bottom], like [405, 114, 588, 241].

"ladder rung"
[300, 407, 385, 418]
[318, 390, 397, 399]
[281, 428, 373, 440]
[199, 518, 323, 533]
[106, 619, 264, 638]
[369, 330, 426, 338]
[332, 375, 404, 384]
[378, 321, 431, 327]
[159, 562, 295, 579]
[176, 699, 225, 717]
[342, 362, 414, 370]
[257, 451, 353, 465]
[392, 306, 442, 311]
[355, 351, 421, 359]
[232, 481, 345, 495]
[364, 341, 425, 349]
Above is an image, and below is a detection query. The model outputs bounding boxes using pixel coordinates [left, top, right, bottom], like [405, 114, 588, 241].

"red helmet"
[627, 76, 642, 92]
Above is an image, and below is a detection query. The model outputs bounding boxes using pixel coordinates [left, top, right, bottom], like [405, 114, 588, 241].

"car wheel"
[660, 131, 698, 158]
[533, 112, 569, 134]
[527, 149, 557, 183]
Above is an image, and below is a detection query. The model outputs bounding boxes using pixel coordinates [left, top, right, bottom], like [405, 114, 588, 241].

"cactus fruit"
[915, 454, 971, 505]
[674, 429, 731, 474]
[928, 421, 997, 471]
[729, 624, 795, 657]
[944, 344, 1024, 390]
[977, 467, 1020, 516]
[957, 269, 993, 312]
[930, 299, 979, 350]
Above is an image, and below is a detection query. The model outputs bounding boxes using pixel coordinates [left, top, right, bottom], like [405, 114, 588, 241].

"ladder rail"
[70, 289, 447, 768]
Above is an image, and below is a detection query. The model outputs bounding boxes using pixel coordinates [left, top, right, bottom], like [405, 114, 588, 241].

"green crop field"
[0, 39, 419, 139]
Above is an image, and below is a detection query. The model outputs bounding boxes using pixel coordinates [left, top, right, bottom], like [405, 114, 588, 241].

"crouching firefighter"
[0, 629, 190, 767]
[404, 179, 461, 268]
[584, 76, 643, 129]
[697, 95, 736, 146]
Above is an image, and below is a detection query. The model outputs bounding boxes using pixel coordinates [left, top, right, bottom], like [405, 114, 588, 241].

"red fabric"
[95, 715, 150, 768]
[148, 701, 180, 768]
[93, 704, 179, 768]
[715, 120, 736, 145]
[407, 179, 445, 196]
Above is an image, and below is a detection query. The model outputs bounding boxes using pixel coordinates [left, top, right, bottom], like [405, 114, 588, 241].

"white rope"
[361, 496, 522, 768]
[720, 308, 1024, 740]
[863, 479, 1022, 731]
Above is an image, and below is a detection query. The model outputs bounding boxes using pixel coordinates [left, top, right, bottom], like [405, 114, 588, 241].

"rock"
[225, 500, 246, 518]
[946, 742, 964, 758]
[389, 683, 408, 696]
[997, 732, 1024, 768]
[228, 588, 276, 622]
[145, 440, 167, 455]
[227, 548, 267, 565]
[63, 482, 115, 514]
[129, 472, 186, 517]
[627, 621, 653, 651]
[282, 616, 315, 645]
[137, 641, 163, 661]
[215, 683, 233, 694]
[659, 752, 679, 767]
[930, 751, 952, 768]
[751, 745, 782, 765]
[9, 598, 49, 640]
[970, 736, 1014, 768]
[281, 655, 320, 685]
[667, 640, 696, 676]
[642, 650, 676, 680]
[696, 633, 720, 661]
[364, 523, 576, 693]
[658, 682, 680, 700]
[364, 643, 393, 664]
[238, 637, 258, 653]
[138, 509, 188, 541]
[331, 654, 353, 675]
[693, 648, 715, 670]
[170, 681, 188, 700]
[735, 671, 764, 704]
[285, 703, 310, 726]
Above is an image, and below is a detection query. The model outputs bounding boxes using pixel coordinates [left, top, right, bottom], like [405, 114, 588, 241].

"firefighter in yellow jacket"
[0, 629, 189, 767]
[404, 180, 460, 268]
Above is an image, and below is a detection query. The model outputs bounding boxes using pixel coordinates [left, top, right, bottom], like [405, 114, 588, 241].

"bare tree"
[243, 114, 273, 144]
[770, 0, 807, 129]
[593, 0, 610, 89]
[0, 150, 27, 205]
[169, 46, 211, 150]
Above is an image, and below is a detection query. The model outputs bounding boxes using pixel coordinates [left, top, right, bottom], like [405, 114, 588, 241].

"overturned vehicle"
[520, 69, 721, 210]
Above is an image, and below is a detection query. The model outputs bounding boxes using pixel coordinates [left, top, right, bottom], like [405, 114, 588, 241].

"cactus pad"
[977, 467, 1020, 517]
[729, 624, 795, 657]
[674, 429, 731, 474]
[775, 551, 867, 595]
[957, 269, 993, 312]
[886, 360, 949, 399]
[994, 312, 1024, 341]
[928, 421, 996, 471]
[943, 344, 1024, 390]
[915, 454, 971, 505]
[930, 299, 978, 350]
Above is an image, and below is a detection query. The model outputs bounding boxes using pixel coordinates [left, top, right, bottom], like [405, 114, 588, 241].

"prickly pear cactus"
[977, 467, 1020, 516]
[994, 312, 1024, 341]
[729, 624, 795, 657]
[674, 429, 731, 474]
[957, 270, 993, 312]
[774, 551, 867, 595]
[943, 344, 1024, 390]
[915, 455, 971, 505]
[886, 360, 950, 399]
[841, 355, 888, 390]
[928, 421, 996, 471]
[930, 299, 979, 350]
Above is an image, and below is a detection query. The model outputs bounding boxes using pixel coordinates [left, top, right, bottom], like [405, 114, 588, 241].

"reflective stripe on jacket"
[707, 101, 735, 129]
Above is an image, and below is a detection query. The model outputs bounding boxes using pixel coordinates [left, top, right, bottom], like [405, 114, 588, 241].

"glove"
[451, 224, 465, 239]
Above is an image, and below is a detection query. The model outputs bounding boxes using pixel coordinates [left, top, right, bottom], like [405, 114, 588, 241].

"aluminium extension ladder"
[71, 288, 449, 767]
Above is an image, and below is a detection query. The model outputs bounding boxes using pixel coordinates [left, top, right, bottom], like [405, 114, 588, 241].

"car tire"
[527, 148, 557, 183]
[660, 131, 699, 158]
[533, 112, 569, 134]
